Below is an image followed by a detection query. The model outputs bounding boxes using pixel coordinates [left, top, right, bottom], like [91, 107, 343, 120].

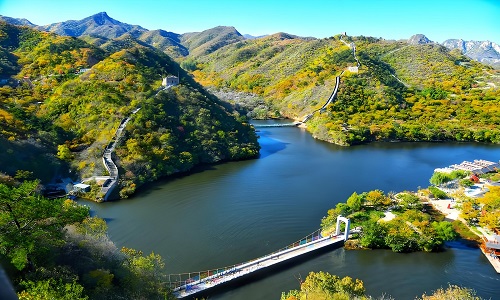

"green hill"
[138, 29, 188, 58]
[188, 34, 500, 145]
[0, 22, 259, 196]
[180, 26, 244, 57]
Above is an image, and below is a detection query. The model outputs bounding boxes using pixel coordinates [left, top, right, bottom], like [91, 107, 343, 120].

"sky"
[0, 0, 499, 44]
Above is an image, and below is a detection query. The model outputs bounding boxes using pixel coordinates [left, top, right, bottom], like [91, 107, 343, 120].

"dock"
[480, 246, 500, 273]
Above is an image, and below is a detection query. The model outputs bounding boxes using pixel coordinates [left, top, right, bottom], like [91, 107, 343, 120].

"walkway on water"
[168, 217, 351, 298]
[253, 122, 300, 128]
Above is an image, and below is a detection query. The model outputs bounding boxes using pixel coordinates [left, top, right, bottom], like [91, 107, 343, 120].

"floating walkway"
[168, 216, 351, 298]
[252, 122, 300, 128]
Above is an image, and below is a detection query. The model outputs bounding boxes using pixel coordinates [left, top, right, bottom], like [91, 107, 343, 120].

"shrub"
[429, 186, 448, 199]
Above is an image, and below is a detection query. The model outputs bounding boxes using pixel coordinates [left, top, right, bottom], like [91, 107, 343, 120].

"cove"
[86, 120, 500, 299]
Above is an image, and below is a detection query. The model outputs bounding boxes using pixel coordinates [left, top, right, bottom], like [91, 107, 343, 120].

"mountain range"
[1, 9, 499, 193]
[0, 12, 244, 58]
[1, 12, 499, 68]
[442, 39, 500, 69]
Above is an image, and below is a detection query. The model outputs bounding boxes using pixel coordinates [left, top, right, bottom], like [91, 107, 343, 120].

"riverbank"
[428, 197, 500, 273]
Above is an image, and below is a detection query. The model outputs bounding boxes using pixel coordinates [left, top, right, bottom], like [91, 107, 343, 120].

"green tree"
[365, 189, 391, 208]
[120, 247, 174, 299]
[359, 220, 387, 249]
[18, 278, 88, 300]
[384, 222, 419, 252]
[459, 178, 474, 187]
[281, 271, 365, 300]
[432, 221, 458, 243]
[396, 192, 423, 210]
[346, 192, 363, 211]
[57, 144, 74, 160]
[429, 172, 453, 186]
[0, 180, 89, 270]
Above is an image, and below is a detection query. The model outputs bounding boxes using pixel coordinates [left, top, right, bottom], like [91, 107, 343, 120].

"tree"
[120, 247, 173, 299]
[420, 221, 458, 251]
[346, 192, 363, 211]
[418, 284, 483, 300]
[18, 279, 88, 300]
[57, 144, 73, 160]
[396, 192, 423, 210]
[0, 180, 89, 270]
[432, 222, 458, 242]
[321, 208, 339, 232]
[359, 220, 387, 249]
[459, 178, 474, 188]
[14, 170, 34, 181]
[366, 189, 391, 208]
[384, 221, 419, 252]
[460, 201, 480, 225]
[429, 172, 452, 186]
[479, 211, 500, 232]
[281, 271, 366, 300]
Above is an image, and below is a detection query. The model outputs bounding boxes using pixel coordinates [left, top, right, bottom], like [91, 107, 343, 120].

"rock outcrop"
[407, 34, 433, 45]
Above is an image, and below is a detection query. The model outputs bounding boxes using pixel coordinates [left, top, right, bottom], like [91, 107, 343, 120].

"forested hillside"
[2, 13, 500, 192]
[188, 34, 500, 146]
[0, 22, 259, 197]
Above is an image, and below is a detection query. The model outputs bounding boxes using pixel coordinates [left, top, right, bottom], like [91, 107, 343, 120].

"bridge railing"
[167, 228, 326, 290]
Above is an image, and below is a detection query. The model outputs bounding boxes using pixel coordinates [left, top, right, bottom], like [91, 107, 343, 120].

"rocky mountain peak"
[91, 12, 114, 26]
[443, 38, 500, 68]
[0, 15, 36, 27]
[407, 34, 433, 45]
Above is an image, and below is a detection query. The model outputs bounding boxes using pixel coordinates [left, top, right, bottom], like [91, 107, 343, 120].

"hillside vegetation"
[0, 22, 259, 196]
[180, 26, 245, 57]
[188, 34, 500, 146]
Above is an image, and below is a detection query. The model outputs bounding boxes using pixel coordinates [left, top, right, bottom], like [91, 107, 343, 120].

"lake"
[87, 120, 500, 299]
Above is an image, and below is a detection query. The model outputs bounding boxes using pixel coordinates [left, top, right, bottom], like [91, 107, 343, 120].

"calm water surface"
[88, 120, 500, 299]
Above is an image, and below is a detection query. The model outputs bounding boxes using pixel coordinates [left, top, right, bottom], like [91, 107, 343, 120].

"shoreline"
[428, 197, 500, 273]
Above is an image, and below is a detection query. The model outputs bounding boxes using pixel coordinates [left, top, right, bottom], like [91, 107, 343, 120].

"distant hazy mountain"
[442, 39, 500, 69]
[180, 26, 244, 56]
[243, 33, 267, 39]
[38, 12, 147, 39]
[407, 34, 433, 45]
[0, 15, 36, 26]
[264, 32, 316, 41]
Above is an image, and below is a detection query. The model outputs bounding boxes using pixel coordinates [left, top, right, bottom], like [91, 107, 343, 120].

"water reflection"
[256, 130, 288, 159]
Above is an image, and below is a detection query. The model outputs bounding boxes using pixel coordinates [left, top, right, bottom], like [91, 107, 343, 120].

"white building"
[162, 75, 179, 87]
[473, 160, 499, 172]
[74, 183, 91, 193]
[347, 66, 358, 73]
[434, 159, 499, 174]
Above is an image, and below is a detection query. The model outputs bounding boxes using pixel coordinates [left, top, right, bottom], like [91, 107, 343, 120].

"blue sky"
[1, 0, 499, 43]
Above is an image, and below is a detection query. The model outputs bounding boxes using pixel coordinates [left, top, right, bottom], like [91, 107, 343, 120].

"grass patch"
[452, 220, 482, 242]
